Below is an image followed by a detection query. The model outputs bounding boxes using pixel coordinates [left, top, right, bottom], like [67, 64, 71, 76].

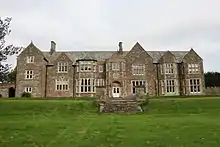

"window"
[55, 78, 69, 91]
[112, 63, 120, 71]
[131, 80, 146, 94]
[188, 64, 199, 74]
[79, 61, 95, 72]
[160, 64, 164, 74]
[24, 87, 32, 93]
[161, 80, 165, 94]
[166, 79, 175, 93]
[26, 56, 34, 63]
[132, 64, 145, 75]
[189, 79, 201, 93]
[57, 62, 68, 73]
[25, 70, 33, 79]
[99, 65, 104, 72]
[76, 78, 95, 93]
[164, 63, 174, 74]
[96, 79, 105, 86]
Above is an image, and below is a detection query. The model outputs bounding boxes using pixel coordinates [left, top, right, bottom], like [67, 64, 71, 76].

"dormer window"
[57, 62, 68, 73]
[26, 56, 34, 63]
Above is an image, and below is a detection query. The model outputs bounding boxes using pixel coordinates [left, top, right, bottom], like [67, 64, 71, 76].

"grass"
[0, 97, 220, 147]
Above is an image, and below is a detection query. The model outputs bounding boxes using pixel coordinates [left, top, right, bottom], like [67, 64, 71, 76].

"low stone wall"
[0, 83, 15, 98]
[204, 87, 220, 95]
[99, 99, 144, 113]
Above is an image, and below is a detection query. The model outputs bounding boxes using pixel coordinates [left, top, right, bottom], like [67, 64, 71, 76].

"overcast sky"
[1, 0, 220, 72]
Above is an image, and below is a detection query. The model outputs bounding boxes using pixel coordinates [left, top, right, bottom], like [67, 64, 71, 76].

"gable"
[158, 51, 177, 63]
[53, 52, 74, 64]
[183, 48, 203, 63]
[17, 42, 48, 63]
[125, 42, 153, 63]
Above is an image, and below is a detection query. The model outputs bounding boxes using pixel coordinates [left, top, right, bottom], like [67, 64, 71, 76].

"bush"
[21, 92, 31, 97]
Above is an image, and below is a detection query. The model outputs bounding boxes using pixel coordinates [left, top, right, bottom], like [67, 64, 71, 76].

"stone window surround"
[25, 70, 33, 79]
[96, 79, 105, 86]
[164, 63, 174, 74]
[99, 65, 104, 72]
[26, 56, 35, 63]
[112, 62, 120, 71]
[55, 78, 69, 91]
[24, 87, 32, 93]
[166, 79, 175, 93]
[57, 62, 68, 73]
[189, 78, 201, 94]
[132, 64, 145, 75]
[188, 63, 199, 74]
[131, 80, 147, 94]
[76, 78, 96, 93]
[77, 61, 96, 72]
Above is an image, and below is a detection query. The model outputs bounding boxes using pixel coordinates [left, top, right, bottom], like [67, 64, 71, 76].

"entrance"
[8, 87, 15, 97]
[112, 87, 120, 98]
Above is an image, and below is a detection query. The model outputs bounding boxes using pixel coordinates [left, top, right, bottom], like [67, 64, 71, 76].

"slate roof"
[43, 50, 189, 64]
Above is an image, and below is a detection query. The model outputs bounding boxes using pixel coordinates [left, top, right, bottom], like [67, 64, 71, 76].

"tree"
[204, 72, 220, 87]
[0, 17, 21, 83]
[7, 67, 16, 83]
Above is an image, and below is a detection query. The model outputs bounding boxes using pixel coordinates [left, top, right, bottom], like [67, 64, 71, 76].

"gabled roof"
[43, 51, 115, 63]
[147, 51, 188, 63]
[43, 50, 188, 64]
[24, 41, 190, 64]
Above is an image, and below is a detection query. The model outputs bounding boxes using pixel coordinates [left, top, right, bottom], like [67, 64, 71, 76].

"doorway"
[112, 87, 120, 98]
[8, 87, 15, 97]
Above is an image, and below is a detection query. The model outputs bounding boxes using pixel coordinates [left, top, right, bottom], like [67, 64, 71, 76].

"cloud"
[1, 0, 220, 71]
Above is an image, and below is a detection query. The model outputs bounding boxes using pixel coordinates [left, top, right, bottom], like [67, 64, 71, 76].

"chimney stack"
[118, 42, 123, 53]
[50, 41, 56, 55]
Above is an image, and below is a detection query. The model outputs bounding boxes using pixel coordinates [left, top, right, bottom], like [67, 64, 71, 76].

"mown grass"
[0, 97, 220, 147]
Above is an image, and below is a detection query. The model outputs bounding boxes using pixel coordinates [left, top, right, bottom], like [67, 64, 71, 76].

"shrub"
[21, 92, 31, 97]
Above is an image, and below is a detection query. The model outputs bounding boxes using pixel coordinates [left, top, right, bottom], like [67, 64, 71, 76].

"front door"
[112, 87, 120, 97]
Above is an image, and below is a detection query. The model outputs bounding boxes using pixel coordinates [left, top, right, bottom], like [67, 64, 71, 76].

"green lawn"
[0, 97, 220, 147]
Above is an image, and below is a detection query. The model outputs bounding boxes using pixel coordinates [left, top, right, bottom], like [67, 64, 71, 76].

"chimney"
[50, 41, 56, 55]
[118, 42, 123, 53]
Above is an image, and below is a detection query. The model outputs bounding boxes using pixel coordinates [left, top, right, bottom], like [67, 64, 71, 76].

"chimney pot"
[50, 41, 56, 55]
[118, 42, 123, 52]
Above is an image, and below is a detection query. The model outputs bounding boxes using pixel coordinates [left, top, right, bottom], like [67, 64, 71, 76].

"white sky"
[1, 0, 220, 72]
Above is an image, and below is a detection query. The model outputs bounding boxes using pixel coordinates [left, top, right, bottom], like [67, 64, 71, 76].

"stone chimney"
[50, 41, 56, 55]
[118, 42, 123, 53]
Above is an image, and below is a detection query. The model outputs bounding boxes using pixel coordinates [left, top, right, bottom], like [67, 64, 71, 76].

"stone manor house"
[14, 41, 204, 98]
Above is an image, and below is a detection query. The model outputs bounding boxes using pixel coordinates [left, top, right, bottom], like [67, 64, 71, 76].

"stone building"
[14, 41, 205, 98]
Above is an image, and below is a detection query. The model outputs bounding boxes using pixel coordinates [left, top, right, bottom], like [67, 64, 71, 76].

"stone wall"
[204, 87, 220, 95]
[0, 83, 15, 98]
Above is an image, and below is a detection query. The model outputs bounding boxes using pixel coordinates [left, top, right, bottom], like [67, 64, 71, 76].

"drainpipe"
[156, 63, 160, 96]
[44, 65, 48, 98]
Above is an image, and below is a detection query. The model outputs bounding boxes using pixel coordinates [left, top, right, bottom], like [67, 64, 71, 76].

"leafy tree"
[0, 17, 21, 83]
[7, 67, 16, 83]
